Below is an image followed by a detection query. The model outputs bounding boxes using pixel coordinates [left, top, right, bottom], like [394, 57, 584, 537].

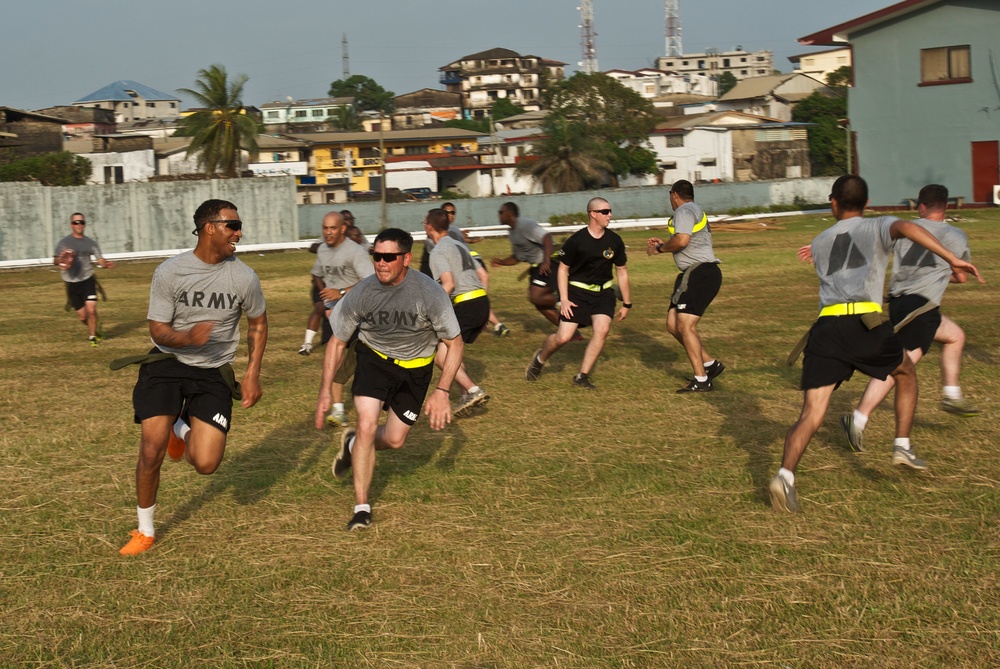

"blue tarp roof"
[75, 80, 178, 103]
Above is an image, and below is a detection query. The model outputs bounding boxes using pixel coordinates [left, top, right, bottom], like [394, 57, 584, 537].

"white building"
[788, 47, 852, 83]
[604, 68, 718, 99]
[260, 97, 355, 127]
[655, 48, 773, 80]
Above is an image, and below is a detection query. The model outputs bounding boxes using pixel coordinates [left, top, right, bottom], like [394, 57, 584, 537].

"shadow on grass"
[613, 325, 681, 374]
[102, 320, 147, 341]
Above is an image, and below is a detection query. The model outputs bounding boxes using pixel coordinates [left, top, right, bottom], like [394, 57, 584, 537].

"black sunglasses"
[208, 219, 243, 231]
[443, 210, 456, 215]
[590, 208, 612, 215]
[71, 220, 86, 225]
[372, 251, 403, 263]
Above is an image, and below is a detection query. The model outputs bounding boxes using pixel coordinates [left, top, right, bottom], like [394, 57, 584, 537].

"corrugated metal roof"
[75, 80, 179, 103]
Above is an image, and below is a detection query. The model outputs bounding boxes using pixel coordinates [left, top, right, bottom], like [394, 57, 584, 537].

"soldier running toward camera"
[54, 212, 115, 346]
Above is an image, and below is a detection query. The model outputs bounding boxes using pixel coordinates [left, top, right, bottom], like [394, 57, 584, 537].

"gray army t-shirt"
[423, 225, 465, 253]
[669, 201, 719, 270]
[311, 238, 374, 290]
[428, 236, 484, 298]
[811, 216, 895, 310]
[507, 217, 549, 265]
[54, 234, 103, 282]
[330, 268, 460, 361]
[147, 251, 267, 368]
[889, 218, 969, 306]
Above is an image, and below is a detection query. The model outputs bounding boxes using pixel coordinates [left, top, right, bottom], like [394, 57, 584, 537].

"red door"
[971, 140, 999, 203]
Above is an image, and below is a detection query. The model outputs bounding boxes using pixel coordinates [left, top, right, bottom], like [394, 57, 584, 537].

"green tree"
[328, 75, 395, 115]
[716, 71, 738, 97]
[525, 72, 657, 189]
[826, 65, 853, 91]
[176, 64, 259, 177]
[0, 151, 92, 186]
[515, 115, 612, 193]
[792, 91, 848, 176]
[444, 99, 526, 133]
[326, 105, 362, 131]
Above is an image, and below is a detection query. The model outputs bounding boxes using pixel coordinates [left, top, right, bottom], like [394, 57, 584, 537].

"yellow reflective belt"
[452, 288, 487, 305]
[818, 301, 882, 317]
[367, 345, 435, 368]
[667, 212, 708, 236]
[569, 280, 614, 292]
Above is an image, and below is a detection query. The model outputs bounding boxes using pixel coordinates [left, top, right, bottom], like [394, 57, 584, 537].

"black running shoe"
[677, 378, 713, 393]
[572, 373, 596, 390]
[525, 349, 544, 381]
[347, 509, 371, 531]
[333, 430, 355, 479]
[704, 360, 726, 382]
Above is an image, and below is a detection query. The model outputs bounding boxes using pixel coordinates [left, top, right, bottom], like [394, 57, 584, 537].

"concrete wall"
[298, 177, 837, 237]
[0, 177, 298, 262]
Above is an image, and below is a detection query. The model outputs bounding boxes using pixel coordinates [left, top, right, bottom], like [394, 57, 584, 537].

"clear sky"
[2, 0, 889, 111]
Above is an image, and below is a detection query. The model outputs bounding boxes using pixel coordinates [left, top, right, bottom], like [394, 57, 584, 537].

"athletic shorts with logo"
[352, 343, 433, 426]
[800, 316, 904, 390]
[560, 286, 615, 328]
[455, 295, 490, 344]
[529, 263, 558, 291]
[65, 276, 98, 311]
[669, 263, 722, 316]
[132, 352, 233, 433]
[889, 294, 940, 355]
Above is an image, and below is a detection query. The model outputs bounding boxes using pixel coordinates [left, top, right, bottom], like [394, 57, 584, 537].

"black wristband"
[656, 243, 665, 254]
[436, 387, 449, 393]
[622, 302, 633, 309]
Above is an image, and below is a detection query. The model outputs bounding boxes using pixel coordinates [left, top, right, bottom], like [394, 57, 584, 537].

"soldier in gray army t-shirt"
[53, 212, 116, 346]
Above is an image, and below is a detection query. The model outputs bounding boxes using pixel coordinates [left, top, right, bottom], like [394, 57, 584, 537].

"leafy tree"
[532, 72, 658, 188]
[826, 65, 852, 91]
[0, 151, 92, 186]
[792, 91, 848, 175]
[328, 75, 395, 115]
[326, 105, 362, 131]
[176, 64, 259, 177]
[444, 99, 526, 133]
[716, 72, 738, 97]
[490, 98, 525, 122]
[515, 115, 612, 193]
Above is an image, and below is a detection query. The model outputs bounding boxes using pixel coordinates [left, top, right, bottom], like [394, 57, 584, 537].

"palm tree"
[516, 115, 612, 193]
[177, 65, 259, 177]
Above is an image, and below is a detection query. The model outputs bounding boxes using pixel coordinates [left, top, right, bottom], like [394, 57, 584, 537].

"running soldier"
[54, 212, 115, 346]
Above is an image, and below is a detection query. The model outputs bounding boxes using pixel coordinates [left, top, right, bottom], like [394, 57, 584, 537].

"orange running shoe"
[167, 430, 186, 462]
[119, 530, 155, 555]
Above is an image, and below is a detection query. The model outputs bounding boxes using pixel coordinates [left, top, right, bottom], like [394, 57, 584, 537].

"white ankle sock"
[695, 375, 708, 383]
[943, 385, 962, 400]
[467, 385, 481, 394]
[852, 410, 868, 431]
[778, 468, 794, 486]
[894, 438, 911, 450]
[354, 504, 371, 514]
[137, 504, 155, 537]
[703, 359, 716, 368]
[173, 418, 190, 441]
[304, 329, 317, 345]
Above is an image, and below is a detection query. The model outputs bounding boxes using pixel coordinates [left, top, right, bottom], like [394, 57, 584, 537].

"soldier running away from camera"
[524, 197, 631, 390]
[839, 183, 983, 453]
[54, 212, 116, 346]
[116, 199, 268, 554]
[424, 208, 491, 417]
[315, 228, 464, 531]
[770, 176, 982, 514]
[647, 180, 725, 392]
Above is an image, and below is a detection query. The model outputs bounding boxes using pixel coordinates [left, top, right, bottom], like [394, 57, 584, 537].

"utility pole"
[379, 114, 387, 230]
[342, 34, 350, 81]
[665, 0, 682, 57]
[578, 0, 598, 74]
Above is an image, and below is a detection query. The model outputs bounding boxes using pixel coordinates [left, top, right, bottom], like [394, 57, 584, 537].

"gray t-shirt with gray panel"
[54, 234, 103, 282]
[507, 217, 548, 265]
[330, 268, 460, 361]
[811, 215, 895, 310]
[669, 201, 719, 271]
[889, 218, 969, 306]
[147, 251, 267, 368]
[429, 236, 484, 297]
[311, 238, 374, 290]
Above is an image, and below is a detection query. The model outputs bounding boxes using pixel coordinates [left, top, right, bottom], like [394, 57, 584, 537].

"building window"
[920, 45, 971, 85]
[312, 109, 325, 116]
[405, 145, 430, 155]
[104, 165, 124, 184]
[266, 111, 280, 119]
[295, 110, 307, 118]
[666, 135, 684, 148]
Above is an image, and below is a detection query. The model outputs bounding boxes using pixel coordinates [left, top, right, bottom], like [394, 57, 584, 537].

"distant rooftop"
[76, 80, 179, 103]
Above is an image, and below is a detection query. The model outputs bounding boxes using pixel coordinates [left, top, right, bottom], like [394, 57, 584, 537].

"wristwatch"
[339, 288, 346, 296]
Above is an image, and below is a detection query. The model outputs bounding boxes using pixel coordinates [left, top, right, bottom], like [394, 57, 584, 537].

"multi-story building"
[439, 47, 566, 119]
[260, 97, 355, 129]
[604, 68, 717, 99]
[655, 48, 773, 80]
[73, 81, 181, 123]
[788, 47, 852, 83]
[392, 89, 463, 129]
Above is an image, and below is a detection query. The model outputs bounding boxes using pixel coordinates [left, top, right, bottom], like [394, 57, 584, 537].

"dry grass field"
[1, 209, 998, 667]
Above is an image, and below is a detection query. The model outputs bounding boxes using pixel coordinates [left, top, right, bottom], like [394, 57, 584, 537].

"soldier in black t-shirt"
[524, 198, 632, 390]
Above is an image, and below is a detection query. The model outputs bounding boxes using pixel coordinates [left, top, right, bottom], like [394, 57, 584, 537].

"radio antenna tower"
[665, 0, 682, 58]
[342, 33, 350, 80]
[578, 0, 599, 74]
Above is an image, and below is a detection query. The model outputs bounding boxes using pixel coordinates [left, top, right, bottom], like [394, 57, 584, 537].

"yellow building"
[288, 127, 484, 191]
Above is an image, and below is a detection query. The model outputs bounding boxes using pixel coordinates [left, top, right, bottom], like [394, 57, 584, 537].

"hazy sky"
[3, 0, 889, 111]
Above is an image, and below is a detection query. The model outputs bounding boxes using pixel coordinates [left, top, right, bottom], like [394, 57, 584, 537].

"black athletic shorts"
[65, 276, 97, 311]
[889, 294, 941, 355]
[132, 352, 233, 433]
[353, 343, 433, 426]
[560, 286, 615, 329]
[670, 263, 722, 317]
[529, 263, 558, 292]
[455, 295, 490, 344]
[800, 315, 904, 390]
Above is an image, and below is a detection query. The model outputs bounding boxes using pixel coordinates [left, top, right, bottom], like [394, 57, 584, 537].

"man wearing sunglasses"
[315, 228, 464, 531]
[647, 179, 725, 393]
[524, 197, 631, 390]
[53, 213, 116, 346]
[119, 199, 268, 554]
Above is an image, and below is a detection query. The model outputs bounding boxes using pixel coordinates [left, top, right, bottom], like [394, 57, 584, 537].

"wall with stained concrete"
[0, 177, 298, 262]
[298, 177, 837, 237]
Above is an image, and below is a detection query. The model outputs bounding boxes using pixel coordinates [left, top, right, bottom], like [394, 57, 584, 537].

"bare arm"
[538, 234, 555, 275]
[148, 319, 215, 349]
[240, 312, 268, 408]
[424, 335, 464, 430]
[438, 271, 455, 297]
[890, 220, 984, 283]
[557, 261, 573, 319]
[614, 265, 631, 321]
[490, 255, 518, 267]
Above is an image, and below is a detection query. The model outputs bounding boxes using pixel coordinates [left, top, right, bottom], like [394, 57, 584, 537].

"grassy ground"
[1, 209, 999, 667]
